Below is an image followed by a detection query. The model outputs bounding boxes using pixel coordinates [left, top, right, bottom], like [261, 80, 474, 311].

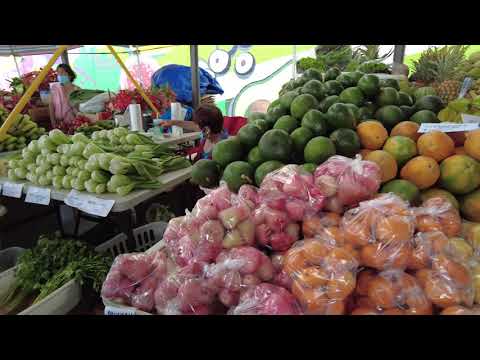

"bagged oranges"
[283, 232, 358, 315]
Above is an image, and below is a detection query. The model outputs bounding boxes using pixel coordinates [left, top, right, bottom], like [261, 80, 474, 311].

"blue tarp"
[151, 64, 224, 105]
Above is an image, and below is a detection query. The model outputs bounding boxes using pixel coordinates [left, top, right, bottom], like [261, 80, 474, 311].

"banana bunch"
[0, 114, 46, 152]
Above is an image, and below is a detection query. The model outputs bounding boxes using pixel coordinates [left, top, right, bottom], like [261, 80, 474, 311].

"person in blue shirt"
[162, 104, 228, 161]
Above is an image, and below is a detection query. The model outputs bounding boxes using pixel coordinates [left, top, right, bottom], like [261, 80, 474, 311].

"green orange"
[383, 136, 417, 167]
[440, 155, 480, 195]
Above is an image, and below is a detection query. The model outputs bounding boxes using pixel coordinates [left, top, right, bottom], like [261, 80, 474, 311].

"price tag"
[462, 114, 480, 124]
[104, 306, 136, 316]
[2, 182, 23, 198]
[418, 122, 479, 133]
[65, 190, 115, 217]
[25, 186, 51, 206]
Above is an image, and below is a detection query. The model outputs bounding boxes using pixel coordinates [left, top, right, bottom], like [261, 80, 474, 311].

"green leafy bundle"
[0, 233, 112, 314]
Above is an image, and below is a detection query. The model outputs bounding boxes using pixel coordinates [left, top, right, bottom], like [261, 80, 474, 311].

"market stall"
[1, 44, 480, 316]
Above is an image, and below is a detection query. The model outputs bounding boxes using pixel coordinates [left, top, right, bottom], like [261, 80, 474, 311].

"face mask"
[58, 75, 70, 84]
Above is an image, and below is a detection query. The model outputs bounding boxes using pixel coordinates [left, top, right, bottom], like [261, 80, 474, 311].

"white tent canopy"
[0, 45, 81, 57]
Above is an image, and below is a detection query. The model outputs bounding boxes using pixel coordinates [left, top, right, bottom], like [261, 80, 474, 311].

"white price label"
[104, 306, 136, 316]
[2, 182, 23, 198]
[418, 122, 479, 133]
[462, 114, 480, 124]
[25, 186, 51, 206]
[65, 190, 115, 217]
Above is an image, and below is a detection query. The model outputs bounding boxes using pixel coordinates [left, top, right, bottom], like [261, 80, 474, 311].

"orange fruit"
[361, 242, 411, 270]
[427, 231, 449, 253]
[342, 210, 376, 247]
[359, 149, 373, 158]
[439, 210, 462, 237]
[417, 131, 455, 162]
[419, 198, 462, 237]
[441, 306, 470, 315]
[390, 121, 420, 142]
[415, 215, 442, 233]
[351, 307, 380, 315]
[424, 275, 462, 308]
[327, 272, 356, 300]
[343, 243, 361, 263]
[355, 296, 376, 309]
[284, 249, 308, 275]
[296, 266, 329, 288]
[301, 239, 330, 265]
[400, 156, 440, 190]
[319, 212, 342, 227]
[291, 279, 327, 309]
[323, 300, 346, 315]
[356, 269, 377, 296]
[383, 308, 405, 315]
[328, 247, 357, 266]
[374, 215, 414, 244]
[415, 269, 433, 288]
[440, 154, 480, 195]
[323, 226, 345, 246]
[368, 276, 397, 309]
[364, 150, 398, 183]
[302, 216, 324, 238]
[464, 129, 480, 161]
[408, 233, 436, 271]
[357, 121, 389, 150]
[454, 146, 466, 155]
[433, 255, 471, 287]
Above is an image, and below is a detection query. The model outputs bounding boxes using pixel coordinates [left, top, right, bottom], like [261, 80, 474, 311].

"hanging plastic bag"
[151, 64, 224, 105]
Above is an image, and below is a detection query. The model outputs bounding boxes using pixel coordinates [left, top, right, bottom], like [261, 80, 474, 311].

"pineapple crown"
[412, 45, 470, 83]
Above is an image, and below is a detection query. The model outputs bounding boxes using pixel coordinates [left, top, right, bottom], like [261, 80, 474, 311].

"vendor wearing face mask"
[191, 104, 229, 161]
[49, 64, 81, 128]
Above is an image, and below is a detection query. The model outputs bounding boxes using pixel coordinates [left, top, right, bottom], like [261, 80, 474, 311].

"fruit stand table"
[144, 131, 201, 147]
[0, 167, 192, 251]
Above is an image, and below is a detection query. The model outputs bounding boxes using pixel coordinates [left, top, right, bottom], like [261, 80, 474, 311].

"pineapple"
[431, 46, 469, 103]
[411, 46, 439, 85]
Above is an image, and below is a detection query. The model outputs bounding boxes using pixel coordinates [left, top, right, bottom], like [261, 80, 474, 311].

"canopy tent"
[0, 45, 201, 108]
[0, 45, 202, 138]
[0, 45, 81, 57]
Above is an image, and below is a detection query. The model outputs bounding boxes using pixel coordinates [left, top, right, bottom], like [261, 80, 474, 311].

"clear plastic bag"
[282, 231, 359, 315]
[414, 197, 462, 238]
[340, 193, 415, 271]
[314, 155, 381, 213]
[101, 250, 176, 312]
[253, 204, 300, 252]
[163, 184, 257, 266]
[227, 283, 302, 315]
[258, 165, 326, 219]
[354, 269, 433, 315]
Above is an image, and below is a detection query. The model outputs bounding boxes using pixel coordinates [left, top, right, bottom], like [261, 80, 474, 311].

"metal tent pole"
[292, 45, 297, 80]
[61, 50, 70, 65]
[190, 45, 200, 109]
[392, 45, 406, 75]
[9, 46, 22, 77]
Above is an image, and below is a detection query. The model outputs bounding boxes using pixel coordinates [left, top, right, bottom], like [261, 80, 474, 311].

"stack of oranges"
[284, 192, 479, 315]
[341, 194, 415, 271]
[283, 228, 358, 315]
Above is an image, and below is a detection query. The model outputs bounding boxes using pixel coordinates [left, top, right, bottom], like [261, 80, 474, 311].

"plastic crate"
[0, 247, 25, 273]
[95, 221, 168, 257]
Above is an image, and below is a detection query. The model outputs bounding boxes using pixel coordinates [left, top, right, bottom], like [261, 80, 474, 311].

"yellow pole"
[106, 45, 160, 117]
[0, 45, 68, 140]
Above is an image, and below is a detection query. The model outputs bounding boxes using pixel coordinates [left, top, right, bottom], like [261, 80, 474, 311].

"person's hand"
[159, 120, 180, 127]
